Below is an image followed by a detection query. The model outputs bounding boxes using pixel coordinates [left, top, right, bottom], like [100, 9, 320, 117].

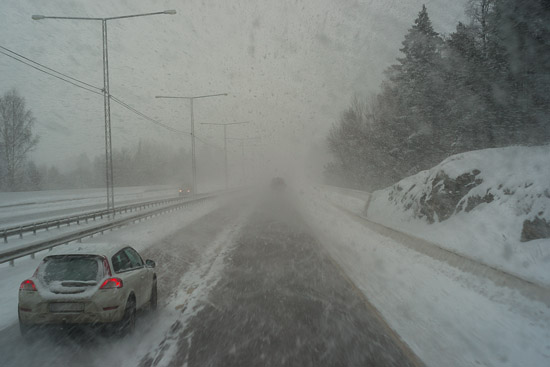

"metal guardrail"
[1, 195, 198, 243]
[0, 195, 215, 266]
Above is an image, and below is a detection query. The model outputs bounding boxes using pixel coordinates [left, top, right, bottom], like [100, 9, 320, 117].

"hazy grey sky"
[0, 0, 467, 178]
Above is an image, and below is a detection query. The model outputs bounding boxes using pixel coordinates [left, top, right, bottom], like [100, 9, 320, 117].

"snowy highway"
[2, 1, 548, 366]
[0, 187, 548, 367]
[0, 190, 422, 367]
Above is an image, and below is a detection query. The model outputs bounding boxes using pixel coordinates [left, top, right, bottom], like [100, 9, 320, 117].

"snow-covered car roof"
[46, 242, 130, 258]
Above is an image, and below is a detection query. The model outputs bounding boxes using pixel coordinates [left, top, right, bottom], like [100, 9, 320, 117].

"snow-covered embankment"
[367, 145, 550, 287]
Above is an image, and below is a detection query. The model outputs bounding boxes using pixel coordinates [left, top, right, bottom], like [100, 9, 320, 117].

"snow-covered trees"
[385, 4, 447, 167]
[0, 88, 193, 191]
[34, 141, 193, 190]
[326, 1, 550, 190]
[489, 0, 550, 144]
[0, 89, 39, 190]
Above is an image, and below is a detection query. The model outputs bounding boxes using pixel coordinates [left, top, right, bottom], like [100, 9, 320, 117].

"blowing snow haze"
[2, 1, 550, 367]
[0, 0, 466, 180]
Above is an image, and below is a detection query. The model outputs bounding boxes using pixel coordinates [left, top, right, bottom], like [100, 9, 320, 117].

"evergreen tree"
[385, 5, 446, 168]
[446, 22, 491, 151]
[489, 0, 550, 144]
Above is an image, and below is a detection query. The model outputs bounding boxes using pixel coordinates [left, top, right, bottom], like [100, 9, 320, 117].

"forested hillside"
[326, 0, 550, 190]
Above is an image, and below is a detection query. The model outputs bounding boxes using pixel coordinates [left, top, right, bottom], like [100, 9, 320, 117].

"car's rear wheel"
[116, 297, 136, 336]
[150, 280, 158, 311]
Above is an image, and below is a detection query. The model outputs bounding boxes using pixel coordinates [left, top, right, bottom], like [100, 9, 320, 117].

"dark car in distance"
[270, 177, 286, 191]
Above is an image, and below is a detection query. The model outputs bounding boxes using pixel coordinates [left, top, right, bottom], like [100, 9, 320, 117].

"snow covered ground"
[0, 193, 214, 257]
[312, 184, 370, 214]
[367, 145, 550, 287]
[312, 185, 370, 214]
[299, 186, 550, 367]
[0, 185, 179, 228]
[0, 185, 171, 207]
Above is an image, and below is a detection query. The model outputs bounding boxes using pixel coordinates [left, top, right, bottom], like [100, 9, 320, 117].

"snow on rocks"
[367, 145, 550, 287]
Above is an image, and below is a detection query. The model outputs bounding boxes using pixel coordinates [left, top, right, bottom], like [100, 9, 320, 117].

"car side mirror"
[145, 259, 156, 268]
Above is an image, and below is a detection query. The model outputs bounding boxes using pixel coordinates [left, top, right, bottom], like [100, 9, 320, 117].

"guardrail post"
[33, 223, 37, 235]
[19, 227, 23, 239]
[9, 260, 14, 267]
[76, 216, 80, 225]
[3, 230, 7, 243]
[57, 220, 60, 229]
[30, 253, 35, 259]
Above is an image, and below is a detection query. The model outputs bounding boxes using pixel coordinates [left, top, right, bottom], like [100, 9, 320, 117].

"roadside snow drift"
[367, 145, 550, 287]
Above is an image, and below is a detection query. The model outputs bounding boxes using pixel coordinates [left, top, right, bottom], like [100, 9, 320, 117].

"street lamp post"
[33, 10, 176, 216]
[201, 121, 249, 189]
[155, 94, 227, 193]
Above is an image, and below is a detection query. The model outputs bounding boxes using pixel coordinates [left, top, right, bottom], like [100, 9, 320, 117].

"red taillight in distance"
[100, 278, 123, 289]
[19, 279, 37, 291]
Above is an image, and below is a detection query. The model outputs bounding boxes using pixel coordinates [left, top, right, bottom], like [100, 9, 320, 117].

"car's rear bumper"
[19, 307, 124, 325]
[18, 290, 126, 325]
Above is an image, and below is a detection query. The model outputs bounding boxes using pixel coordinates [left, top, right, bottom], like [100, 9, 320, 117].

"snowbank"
[311, 185, 370, 214]
[367, 145, 550, 287]
[298, 189, 550, 367]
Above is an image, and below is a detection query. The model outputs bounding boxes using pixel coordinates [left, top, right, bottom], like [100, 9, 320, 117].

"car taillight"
[19, 279, 37, 291]
[100, 277, 123, 289]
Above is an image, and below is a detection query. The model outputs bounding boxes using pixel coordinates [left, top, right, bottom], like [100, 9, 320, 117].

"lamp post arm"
[33, 15, 103, 21]
[105, 11, 176, 20]
[33, 11, 176, 22]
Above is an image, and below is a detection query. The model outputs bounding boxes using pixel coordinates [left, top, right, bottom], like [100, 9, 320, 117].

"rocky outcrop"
[522, 217, 550, 242]
[386, 169, 495, 224]
[371, 146, 550, 243]
[419, 170, 483, 223]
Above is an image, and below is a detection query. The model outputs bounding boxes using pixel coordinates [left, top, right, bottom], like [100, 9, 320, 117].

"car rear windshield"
[42, 256, 100, 283]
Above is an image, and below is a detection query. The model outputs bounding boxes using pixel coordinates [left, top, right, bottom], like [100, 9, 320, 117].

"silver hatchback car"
[18, 242, 157, 337]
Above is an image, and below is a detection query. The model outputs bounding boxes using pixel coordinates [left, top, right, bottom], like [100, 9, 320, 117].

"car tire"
[117, 297, 136, 336]
[150, 281, 158, 311]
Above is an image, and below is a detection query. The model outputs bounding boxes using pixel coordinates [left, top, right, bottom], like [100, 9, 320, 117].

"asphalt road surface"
[0, 192, 423, 367]
[140, 192, 423, 367]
